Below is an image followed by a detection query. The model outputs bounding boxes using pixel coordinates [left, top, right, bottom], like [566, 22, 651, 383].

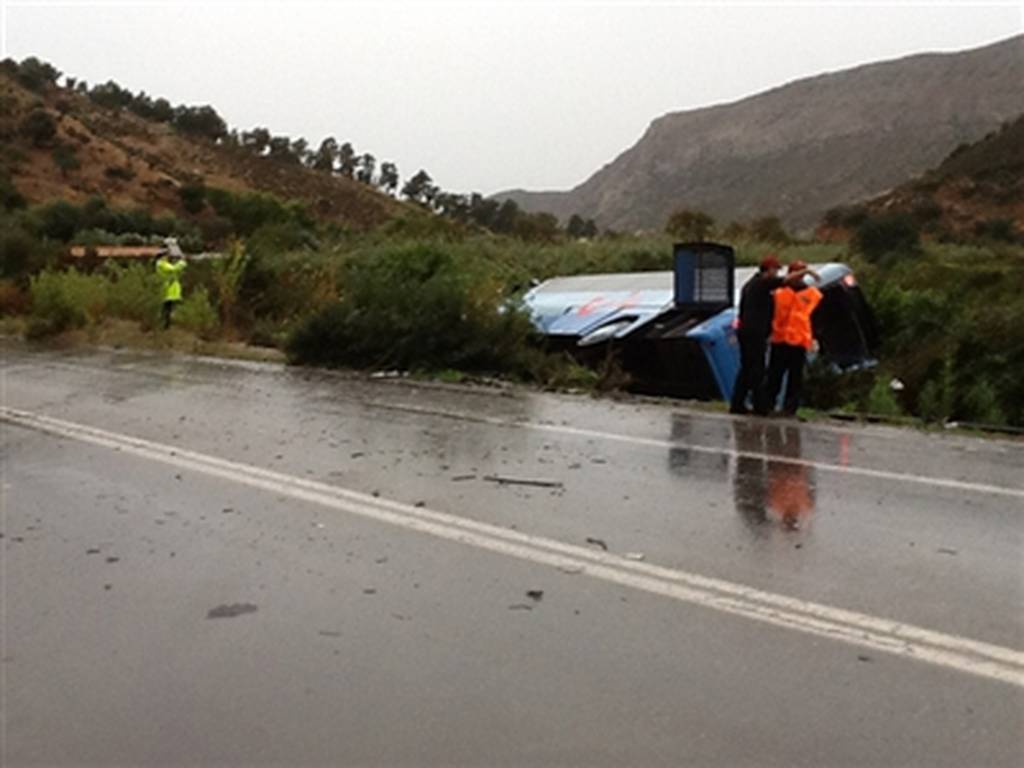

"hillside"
[497, 35, 1024, 233]
[0, 65, 408, 230]
[829, 114, 1024, 240]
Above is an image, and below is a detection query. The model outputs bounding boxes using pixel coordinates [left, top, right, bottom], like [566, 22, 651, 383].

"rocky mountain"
[824, 113, 1024, 241]
[0, 63, 408, 230]
[497, 35, 1024, 234]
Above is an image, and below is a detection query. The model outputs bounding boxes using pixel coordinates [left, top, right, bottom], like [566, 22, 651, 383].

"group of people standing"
[730, 255, 822, 417]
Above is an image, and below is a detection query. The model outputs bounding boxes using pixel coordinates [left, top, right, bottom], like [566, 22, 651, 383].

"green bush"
[175, 286, 219, 338]
[853, 213, 921, 263]
[286, 242, 539, 375]
[28, 268, 107, 336]
[105, 262, 163, 328]
[864, 375, 904, 417]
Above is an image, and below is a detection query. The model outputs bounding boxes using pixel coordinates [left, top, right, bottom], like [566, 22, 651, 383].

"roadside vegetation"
[3, 181, 1020, 427]
[2, 54, 1020, 428]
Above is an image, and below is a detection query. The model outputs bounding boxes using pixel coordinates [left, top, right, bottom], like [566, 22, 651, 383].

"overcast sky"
[2, 1, 1021, 195]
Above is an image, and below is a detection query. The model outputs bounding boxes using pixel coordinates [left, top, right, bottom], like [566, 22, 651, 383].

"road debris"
[526, 590, 544, 602]
[483, 475, 564, 488]
[937, 547, 959, 556]
[624, 552, 645, 561]
[450, 474, 477, 482]
[206, 603, 258, 619]
[558, 564, 584, 575]
[586, 537, 608, 551]
[508, 603, 533, 611]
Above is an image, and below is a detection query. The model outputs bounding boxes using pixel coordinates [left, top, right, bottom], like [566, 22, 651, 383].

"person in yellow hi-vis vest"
[156, 238, 187, 329]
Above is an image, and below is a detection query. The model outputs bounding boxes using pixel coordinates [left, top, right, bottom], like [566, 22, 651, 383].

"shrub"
[174, 286, 219, 338]
[0, 170, 26, 210]
[104, 165, 135, 181]
[665, 209, 715, 241]
[0, 223, 46, 278]
[52, 143, 80, 176]
[864, 375, 904, 417]
[20, 109, 57, 147]
[853, 213, 921, 262]
[28, 268, 107, 336]
[105, 262, 163, 327]
[959, 378, 1005, 426]
[178, 181, 206, 214]
[0, 278, 30, 315]
[35, 200, 83, 241]
[974, 218, 1018, 243]
[286, 242, 539, 375]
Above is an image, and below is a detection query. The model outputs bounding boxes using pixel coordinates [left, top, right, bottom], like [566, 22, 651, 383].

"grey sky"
[3, 1, 1021, 196]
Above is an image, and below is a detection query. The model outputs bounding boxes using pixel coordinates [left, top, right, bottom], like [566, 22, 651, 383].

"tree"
[16, 57, 61, 92]
[20, 109, 58, 147]
[290, 137, 311, 165]
[356, 153, 376, 184]
[853, 213, 921, 263]
[401, 169, 436, 205]
[242, 127, 271, 155]
[337, 142, 357, 177]
[493, 199, 521, 233]
[378, 162, 399, 195]
[665, 208, 715, 241]
[468, 193, 500, 229]
[748, 215, 790, 245]
[268, 135, 295, 162]
[567, 214, 597, 239]
[89, 80, 134, 110]
[151, 97, 175, 123]
[312, 137, 338, 172]
[172, 105, 228, 141]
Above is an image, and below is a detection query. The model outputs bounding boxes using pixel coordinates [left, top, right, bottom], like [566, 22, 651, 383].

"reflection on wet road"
[3, 343, 1023, 767]
[731, 420, 816, 532]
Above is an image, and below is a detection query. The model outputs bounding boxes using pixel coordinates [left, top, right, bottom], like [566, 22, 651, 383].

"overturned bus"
[522, 242, 879, 402]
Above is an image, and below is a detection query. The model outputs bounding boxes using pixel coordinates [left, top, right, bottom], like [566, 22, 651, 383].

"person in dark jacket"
[730, 255, 784, 414]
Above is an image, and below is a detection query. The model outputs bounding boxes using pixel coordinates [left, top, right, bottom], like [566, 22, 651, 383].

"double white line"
[3, 405, 1023, 688]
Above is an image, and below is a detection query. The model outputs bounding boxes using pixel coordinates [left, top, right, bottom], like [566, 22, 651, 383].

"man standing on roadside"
[730, 255, 794, 414]
[156, 237, 187, 330]
[759, 260, 823, 417]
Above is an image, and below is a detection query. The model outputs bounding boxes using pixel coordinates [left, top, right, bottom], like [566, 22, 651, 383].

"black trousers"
[762, 343, 807, 415]
[161, 300, 176, 330]
[731, 329, 768, 413]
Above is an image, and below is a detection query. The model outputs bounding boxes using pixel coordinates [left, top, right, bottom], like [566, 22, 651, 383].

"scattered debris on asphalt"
[526, 590, 544, 602]
[586, 537, 608, 551]
[624, 552, 645, 561]
[483, 475, 564, 488]
[450, 474, 477, 482]
[508, 603, 533, 611]
[207, 603, 258, 619]
[937, 547, 959, 556]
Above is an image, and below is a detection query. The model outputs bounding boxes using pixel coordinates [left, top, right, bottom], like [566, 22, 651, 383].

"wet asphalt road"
[2, 342, 1023, 766]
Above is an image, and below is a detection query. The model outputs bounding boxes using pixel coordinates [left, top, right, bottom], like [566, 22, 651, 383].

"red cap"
[760, 254, 782, 271]
[788, 259, 808, 273]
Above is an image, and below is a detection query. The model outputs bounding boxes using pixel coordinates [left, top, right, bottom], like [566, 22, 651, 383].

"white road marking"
[8, 354, 1024, 498]
[4, 405, 1024, 688]
[361, 399, 1024, 499]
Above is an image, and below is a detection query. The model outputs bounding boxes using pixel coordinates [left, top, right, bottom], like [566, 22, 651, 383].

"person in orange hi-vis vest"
[757, 260, 822, 417]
